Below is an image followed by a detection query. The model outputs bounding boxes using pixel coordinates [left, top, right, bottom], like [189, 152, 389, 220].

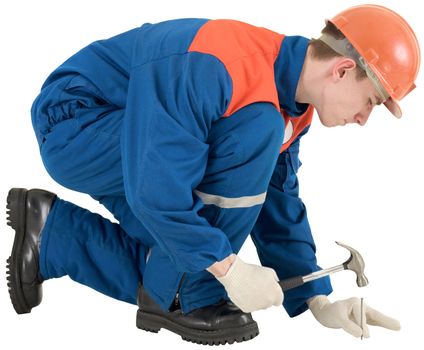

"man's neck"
[295, 44, 322, 106]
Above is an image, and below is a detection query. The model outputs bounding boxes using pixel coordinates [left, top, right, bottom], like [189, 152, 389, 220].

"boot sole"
[6, 188, 31, 314]
[136, 309, 259, 345]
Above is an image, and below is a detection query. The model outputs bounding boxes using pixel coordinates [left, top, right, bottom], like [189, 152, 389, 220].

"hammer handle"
[278, 276, 304, 291]
[278, 264, 345, 292]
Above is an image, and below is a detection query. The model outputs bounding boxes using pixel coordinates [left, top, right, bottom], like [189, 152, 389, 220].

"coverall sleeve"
[121, 52, 234, 274]
[250, 127, 333, 317]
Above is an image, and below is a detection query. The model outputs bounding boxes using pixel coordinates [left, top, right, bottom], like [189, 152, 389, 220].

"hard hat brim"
[384, 97, 402, 118]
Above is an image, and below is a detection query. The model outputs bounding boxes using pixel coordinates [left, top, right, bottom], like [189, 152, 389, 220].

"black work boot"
[136, 284, 259, 345]
[5, 188, 57, 314]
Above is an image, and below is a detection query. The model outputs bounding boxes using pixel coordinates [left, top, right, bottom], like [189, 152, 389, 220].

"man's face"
[315, 66, 384, 127]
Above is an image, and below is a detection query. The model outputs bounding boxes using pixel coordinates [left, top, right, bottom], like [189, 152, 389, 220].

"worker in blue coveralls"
[5, 4, 420, 345]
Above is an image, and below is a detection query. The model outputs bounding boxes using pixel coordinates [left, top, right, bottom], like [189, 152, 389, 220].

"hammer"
[278, 241, 369, 291]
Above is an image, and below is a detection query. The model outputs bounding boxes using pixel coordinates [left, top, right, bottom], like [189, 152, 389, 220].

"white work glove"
[307, 295, 401, 338]
[215, 255, 283, 313]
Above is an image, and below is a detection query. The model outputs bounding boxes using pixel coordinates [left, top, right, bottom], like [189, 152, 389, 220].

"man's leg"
[5, 187, 148, 312]
[22, 73, 148, 304]
[30, 72, 188, 311]
[38, 195, 146, 304]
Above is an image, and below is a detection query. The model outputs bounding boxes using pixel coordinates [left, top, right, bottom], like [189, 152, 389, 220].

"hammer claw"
[278, 241, 369, 291]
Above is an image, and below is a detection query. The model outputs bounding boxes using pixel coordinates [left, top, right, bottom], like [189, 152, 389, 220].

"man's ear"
[332, 57, 356, 81]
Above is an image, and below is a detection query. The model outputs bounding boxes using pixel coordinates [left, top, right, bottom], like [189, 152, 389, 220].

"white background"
[0, 0, 422, 349]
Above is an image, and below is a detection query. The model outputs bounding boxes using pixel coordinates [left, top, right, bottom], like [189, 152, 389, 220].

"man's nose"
[353, 109, 372, 126]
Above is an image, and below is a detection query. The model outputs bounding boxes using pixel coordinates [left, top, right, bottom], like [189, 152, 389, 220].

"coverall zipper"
[173, 272, 186, 311]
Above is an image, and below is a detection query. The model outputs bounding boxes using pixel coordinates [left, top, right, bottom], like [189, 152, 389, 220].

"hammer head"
[335, 241, 369, 287]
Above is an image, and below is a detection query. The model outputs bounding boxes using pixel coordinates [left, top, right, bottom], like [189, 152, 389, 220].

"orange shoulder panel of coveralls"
[188, 19, 285, 116]
[279, 105, 314, 153]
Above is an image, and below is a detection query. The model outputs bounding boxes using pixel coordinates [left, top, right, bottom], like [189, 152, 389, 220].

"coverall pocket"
[288, 147, 302, 173]
[280, 144, 301, 194]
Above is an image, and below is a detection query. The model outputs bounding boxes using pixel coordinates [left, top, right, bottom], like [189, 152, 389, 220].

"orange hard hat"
[326, 4, 421, 118]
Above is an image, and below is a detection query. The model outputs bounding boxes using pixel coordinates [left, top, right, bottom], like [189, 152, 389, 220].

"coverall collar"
[274, 35, 310, 117]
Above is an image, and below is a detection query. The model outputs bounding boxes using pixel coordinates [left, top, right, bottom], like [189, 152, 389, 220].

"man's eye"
[368, 98, 373, 106]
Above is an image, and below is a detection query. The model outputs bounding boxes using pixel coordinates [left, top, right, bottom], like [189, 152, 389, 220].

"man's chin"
[317, 114, 336, 128]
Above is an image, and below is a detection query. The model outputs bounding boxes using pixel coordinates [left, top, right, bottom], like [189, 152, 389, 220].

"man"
[5, 4, 420, 345]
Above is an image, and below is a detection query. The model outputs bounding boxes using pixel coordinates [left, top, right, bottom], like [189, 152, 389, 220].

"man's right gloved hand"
[211, 255, 283, 313]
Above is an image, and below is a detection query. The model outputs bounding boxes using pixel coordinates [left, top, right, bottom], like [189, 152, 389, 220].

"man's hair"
[308, 21, 368, 80]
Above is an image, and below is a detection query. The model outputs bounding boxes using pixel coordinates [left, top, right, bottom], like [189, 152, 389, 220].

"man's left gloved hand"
[307, 295, 401, 338]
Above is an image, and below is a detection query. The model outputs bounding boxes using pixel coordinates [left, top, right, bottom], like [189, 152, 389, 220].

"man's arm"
[250, 127, 333, 317]
[121, 52, 236, 274]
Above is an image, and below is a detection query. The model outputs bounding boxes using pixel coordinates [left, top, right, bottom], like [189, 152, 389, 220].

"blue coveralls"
[31, 18, 332, 317]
